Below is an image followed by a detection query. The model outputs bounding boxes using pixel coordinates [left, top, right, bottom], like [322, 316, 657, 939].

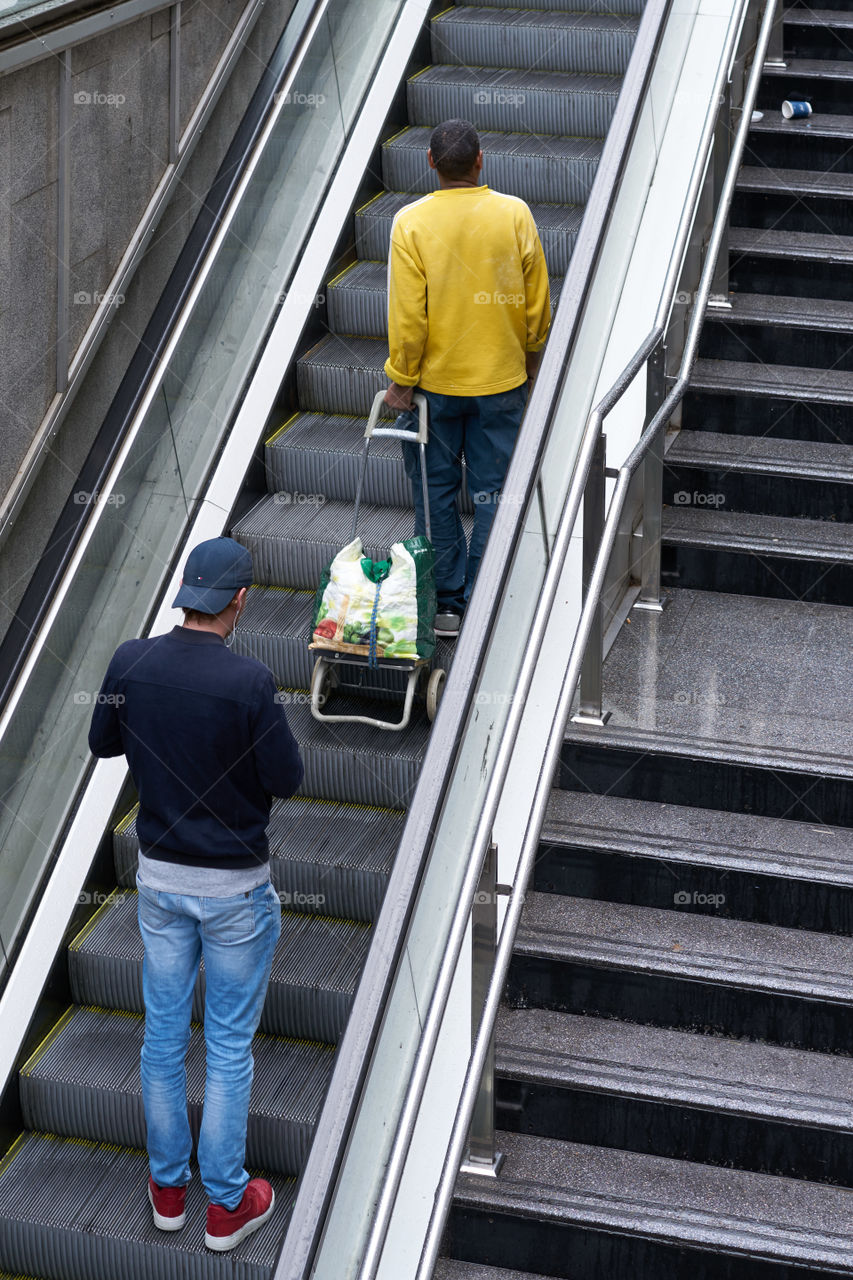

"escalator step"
[18, 1007, 333, 1176]
[68, 890, 370, 1042]
[477, 0, 643, 12]
[115, 794, 403, 922]
[266, 411, 415, 508]
[383, 126, 603, 206]
[234, 492, 476, 590]
[354, 190, 582, 275]
[0, 1133, 293, 1280]
[432, 7, 638, 77]
[327, 259, 563, 338]
[408, 64, 621, 136]
[296, 333, 388, 417]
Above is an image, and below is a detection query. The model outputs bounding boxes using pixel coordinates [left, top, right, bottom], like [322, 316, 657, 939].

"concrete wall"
[0, 0, 297, 646]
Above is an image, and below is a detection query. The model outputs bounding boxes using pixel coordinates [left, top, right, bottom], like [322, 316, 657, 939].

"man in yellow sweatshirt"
[383, 118, 550, 636]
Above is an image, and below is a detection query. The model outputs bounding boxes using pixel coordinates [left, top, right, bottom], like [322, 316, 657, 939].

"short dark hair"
[430, 119, 480, 180]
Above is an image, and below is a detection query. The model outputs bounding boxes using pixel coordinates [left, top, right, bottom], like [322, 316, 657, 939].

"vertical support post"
[764, 0, 786, 69]
[460, 841, 503, 1178]
[707, 82, 733, 309]
[634, 342, 668, 613]
[572, 431, 610, 726]
[169, 2, 181, 163]
[56, 51, 71, 395]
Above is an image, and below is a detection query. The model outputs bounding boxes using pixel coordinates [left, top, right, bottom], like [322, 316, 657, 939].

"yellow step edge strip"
[265, 411, 302, 447]
[19, 1006, 77, 1077]
[67, 888, 134, 952]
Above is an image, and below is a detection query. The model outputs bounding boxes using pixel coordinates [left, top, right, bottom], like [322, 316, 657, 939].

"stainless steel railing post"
[764, 0, 786, 67]
[461, 841, 503, 1177]
[634, 341, 668, 612]
[573, 431, 610, 725]
[708, 81, 733, 309]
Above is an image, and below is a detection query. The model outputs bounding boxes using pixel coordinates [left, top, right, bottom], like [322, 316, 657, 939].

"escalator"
[0, 0, 643, 1275]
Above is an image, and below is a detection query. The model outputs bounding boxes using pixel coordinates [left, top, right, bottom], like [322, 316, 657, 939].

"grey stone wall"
[0, 0, 297, 646]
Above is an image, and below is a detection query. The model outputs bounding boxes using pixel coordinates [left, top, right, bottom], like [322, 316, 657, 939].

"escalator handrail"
[275, 0, 677, 1272]
[0, 0, 328, 716]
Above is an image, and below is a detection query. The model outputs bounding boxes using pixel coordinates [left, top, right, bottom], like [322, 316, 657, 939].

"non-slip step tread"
[19, 1006, 333, 1162]
[233, 493, 426, 555]
[435, 1264, 554, 1280]
[690, 356, 853, 402]
[729, 225, 853, 262]
[762, 56, 853, 78]
[662, 505, 853, 563]
[328, 259, 565, 305]
[0, 1133, 293, 1276]
[703, 291, 853, 331]
[297, 332, 387, 371]
[515, 891, 853, 1002]
[736, 164, 853, 197]
[496, 1007, 853, 1129]
[784, 7, 853, 25]
[454, 1131, 853, 1271]
[667, 429, 853, 482]
[750, 109, 853, 136]
[542, 790, 853, 885]
[356, 190, 585, 237]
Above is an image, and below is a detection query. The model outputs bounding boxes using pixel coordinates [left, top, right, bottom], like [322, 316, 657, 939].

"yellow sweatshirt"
[383, 184, 551, 396]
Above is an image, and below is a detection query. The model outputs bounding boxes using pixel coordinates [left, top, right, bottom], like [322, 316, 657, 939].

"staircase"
[0, 1, 640, 1276]
[438, 4, 853, 1277]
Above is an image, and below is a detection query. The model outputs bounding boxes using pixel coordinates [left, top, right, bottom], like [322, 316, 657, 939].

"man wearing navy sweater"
[89, 537, 303, 1253]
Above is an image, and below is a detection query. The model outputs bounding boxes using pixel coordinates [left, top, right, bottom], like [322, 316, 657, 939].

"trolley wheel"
[311, 657, 339, 708]
[426, 668, 446, 722]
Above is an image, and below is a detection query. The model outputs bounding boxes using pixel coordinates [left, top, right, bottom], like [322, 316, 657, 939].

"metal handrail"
[413, 0, 777, 1273]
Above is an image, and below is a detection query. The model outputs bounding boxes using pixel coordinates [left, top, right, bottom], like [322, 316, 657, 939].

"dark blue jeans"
[402, 384, 527, 614]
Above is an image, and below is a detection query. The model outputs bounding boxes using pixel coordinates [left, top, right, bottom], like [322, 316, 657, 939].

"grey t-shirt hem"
[137, 848, 270, 897]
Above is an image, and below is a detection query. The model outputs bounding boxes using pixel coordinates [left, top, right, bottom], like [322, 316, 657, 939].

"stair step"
[0, 1133, 293, 1279]
[763, 55, 853, 79]
[745, 110, 853, 174]
[690, 356, 853, 403]
[449, 1131, 853, 1276]
[785, 6, 853, 27]
[750, 109, 853, 138]
[18, 1006, 333, 1176]
[783, 8, 853, 60]
[736, 164, 853, 198]
[730, 225, 853, 264]
[382, 125, 603, 206]
[232, 492, 419, 589]
[537, 789, 853, 931]
[704, 291, 853, 334]
[431, 6, 638, 76]
[354, 190, 582, 274]
[436, 1264, 553, 1280]
[67, 889, 371, 1043]
[508, 891, 853, 1051]
[662, 506, 853, 565]
[114, 793, 404, 923]
[327, 257, 562, 338]
[666, 429, 853, 483]
[496, 1007, 853, 1179]
[407, 64, 621, 136]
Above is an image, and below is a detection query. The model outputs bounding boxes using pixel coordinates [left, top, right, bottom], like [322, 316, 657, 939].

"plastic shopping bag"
[311, 536, 436, 661]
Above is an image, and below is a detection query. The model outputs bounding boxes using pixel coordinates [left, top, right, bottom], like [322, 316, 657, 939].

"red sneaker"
[148, 1176, 187, 1230]
[205, 1178, 275, 1252]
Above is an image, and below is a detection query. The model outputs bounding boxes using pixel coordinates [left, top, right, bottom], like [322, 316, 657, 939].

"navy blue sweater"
[88, 626, 303, 869]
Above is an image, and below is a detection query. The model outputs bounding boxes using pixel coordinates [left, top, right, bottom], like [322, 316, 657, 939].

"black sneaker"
[434, 612, 461, 638]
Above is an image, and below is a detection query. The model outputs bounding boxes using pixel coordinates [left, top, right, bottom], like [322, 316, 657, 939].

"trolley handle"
[351, 391, 431, 543]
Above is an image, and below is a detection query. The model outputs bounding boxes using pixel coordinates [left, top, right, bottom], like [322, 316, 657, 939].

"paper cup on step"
[781, 100, 812, 119]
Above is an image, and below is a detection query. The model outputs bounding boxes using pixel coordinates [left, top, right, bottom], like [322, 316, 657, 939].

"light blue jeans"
[136, 877, 281, 1208]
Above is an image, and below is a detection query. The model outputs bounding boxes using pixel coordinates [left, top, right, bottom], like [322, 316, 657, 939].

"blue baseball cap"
[173, 538, 254, 614]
